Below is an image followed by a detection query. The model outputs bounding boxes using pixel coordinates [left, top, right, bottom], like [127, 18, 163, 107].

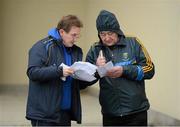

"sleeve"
[122, 37, 155, 81]
[27, 42, 63, 82]
[78, 79, 98, 90]
[85, 45, 98, 65]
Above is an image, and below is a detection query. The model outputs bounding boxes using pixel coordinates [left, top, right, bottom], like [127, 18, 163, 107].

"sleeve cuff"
[57, 65, 63, 77]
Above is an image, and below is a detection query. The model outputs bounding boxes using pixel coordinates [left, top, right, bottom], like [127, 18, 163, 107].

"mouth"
[71, 42, 75, 45]
[67, 42, 74, 47]
[105, 41, 114, 46]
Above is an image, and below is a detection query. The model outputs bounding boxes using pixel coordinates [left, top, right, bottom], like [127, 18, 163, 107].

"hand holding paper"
[95, 50, 114, 77]
[96, 50, 106, 67]
[60, 62, 97, 82]
[106, 66, 123, 78]
[97, 61, 114, 78]
[60, 57, 114, 81]
[59, 63, 74, 81]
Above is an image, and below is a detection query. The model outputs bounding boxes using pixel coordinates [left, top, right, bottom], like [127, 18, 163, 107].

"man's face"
[59, 26, 81, 47]
[99, 31, 118, 46]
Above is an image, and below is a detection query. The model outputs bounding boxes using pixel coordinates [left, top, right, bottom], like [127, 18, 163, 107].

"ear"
[59, 29, 64, 36]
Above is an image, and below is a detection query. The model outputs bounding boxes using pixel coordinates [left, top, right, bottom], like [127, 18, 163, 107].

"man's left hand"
[106, 66, 123, 78]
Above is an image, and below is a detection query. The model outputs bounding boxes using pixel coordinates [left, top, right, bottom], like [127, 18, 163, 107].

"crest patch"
[122, 52, 129, 61]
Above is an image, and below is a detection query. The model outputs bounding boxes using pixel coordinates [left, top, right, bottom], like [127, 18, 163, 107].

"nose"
[104, 35, 111, 41]
[72, 34, 80, 42]
[73, 37, 78, 42]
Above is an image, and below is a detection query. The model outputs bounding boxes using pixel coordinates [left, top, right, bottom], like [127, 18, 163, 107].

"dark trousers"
[31, 110, 71, 126]
[31, 119, 71, 126]
[103, 111, 147, 126]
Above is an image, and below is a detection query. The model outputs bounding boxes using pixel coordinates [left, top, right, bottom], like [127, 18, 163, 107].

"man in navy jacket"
[26, 15, 85, 126]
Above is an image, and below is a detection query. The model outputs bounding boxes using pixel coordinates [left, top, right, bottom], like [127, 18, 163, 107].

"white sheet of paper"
[60, 62, 97, 82]
[97, 61, 114, 78]
[71, 61, 97, 82]
[72, 70, 96, 82]
[71, 61, 97, 75]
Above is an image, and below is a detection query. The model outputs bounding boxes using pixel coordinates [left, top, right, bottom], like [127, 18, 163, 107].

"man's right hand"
[96, 50, 106, 67]
[96, 57, 106, 67]
[63, 68, 74, 77]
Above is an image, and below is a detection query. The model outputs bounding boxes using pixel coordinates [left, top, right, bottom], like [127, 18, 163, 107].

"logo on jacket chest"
[122, 52, 129, 61]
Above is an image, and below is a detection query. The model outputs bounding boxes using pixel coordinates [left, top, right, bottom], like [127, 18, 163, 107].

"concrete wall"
[178, 6, 180, 120]
[0, 0, 86, 85]
[0, 0, 3, 83]
[0, 0, 180, 122]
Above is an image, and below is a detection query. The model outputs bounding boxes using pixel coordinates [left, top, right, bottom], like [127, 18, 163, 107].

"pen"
[99, 50, 103, 58]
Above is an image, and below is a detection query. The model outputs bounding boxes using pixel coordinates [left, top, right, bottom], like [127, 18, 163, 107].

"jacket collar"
[48, 28, 61, 40]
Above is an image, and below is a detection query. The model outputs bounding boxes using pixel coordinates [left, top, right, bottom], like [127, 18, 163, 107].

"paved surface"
[0, 85, 101, 126]
[0, 85, 180, 126]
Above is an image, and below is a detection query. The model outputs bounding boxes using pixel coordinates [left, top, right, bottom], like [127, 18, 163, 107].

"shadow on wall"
[148, 109, 180, 126]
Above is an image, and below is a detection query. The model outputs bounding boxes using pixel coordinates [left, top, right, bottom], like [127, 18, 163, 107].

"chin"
[64, 43, 73, 47]
[68, 44, 74, 47]
[106, 43, 114, 46]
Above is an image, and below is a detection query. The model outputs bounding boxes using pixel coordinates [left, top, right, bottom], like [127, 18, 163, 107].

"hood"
[48, 28, 61, 40]
[96, 10, 124, 36]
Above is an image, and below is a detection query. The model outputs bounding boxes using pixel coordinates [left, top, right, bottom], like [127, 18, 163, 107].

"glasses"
[99, 31, 115, 38]
[70, 33, 81, 39]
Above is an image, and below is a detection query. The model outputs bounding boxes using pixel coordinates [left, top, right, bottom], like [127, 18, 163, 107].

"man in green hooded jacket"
[86, 10, 155, 126]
